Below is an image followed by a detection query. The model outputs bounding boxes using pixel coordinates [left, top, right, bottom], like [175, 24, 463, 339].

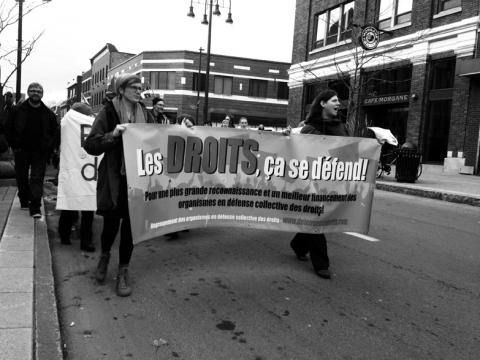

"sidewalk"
[376, 164, 480, 207]
[0, 167, 479, 359]
[0, 181, 62, 360]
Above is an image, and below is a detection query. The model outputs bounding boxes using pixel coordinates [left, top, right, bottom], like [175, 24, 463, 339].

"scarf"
[112, 97, 146, 175]
[112, 97, 146, 125]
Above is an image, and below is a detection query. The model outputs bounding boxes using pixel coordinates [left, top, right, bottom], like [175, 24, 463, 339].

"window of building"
[248, 79, 268, 97]
[364, 65, 412, 96]
[192, 73, 206, 92]
[434, 0, 461, 14]
[378, 0, 412, 30]
[214, 76, 233, 95]
[430, 57, 455, 89]
[277, 82, 289, 100]
[313, 1, 354, 49]
[148, 72, 176, 90]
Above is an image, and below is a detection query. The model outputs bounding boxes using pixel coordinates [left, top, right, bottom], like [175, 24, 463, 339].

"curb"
[34, 204, 63, 360]
[376, 182, 480, 207]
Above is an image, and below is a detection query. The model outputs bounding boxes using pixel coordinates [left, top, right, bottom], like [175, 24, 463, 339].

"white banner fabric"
[56, 109, 102, 211]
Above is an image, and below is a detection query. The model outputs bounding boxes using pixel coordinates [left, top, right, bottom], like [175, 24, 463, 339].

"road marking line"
[344, 232, 380, 242]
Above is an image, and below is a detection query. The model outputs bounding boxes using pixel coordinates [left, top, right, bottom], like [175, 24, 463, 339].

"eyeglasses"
[28, 89, 43, 94]
[128, 85, 142, 92]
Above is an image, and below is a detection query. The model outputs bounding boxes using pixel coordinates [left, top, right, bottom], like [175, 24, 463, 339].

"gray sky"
[0, 0, 296, 105]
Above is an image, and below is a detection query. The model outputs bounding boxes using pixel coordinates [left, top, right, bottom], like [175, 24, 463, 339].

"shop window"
[313, 1, 354, 49]
[214, 76, 233, 95]
[378, 0, 412, 30]
[364, 66, 412, 96]
[277, 82, 289, 100]
[248, 79, 267, 98]
[434, 0, 461, 14]
[192, 73, 206, 92]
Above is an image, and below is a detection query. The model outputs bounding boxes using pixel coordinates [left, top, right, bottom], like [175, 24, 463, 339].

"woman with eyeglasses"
[84, 74, 155, 297]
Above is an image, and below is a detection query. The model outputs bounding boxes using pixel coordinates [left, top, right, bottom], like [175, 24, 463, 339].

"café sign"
[363, 93, 410, 106]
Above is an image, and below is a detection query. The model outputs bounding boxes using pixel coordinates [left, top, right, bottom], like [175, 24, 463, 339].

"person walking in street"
[5, 83, 58, 218]
[150, 97, 171, 124]
[84, 74, 156, 297]
[289, 89, 347, 279]
[0, 92, 15, 154]
[57, 102, 96, 252]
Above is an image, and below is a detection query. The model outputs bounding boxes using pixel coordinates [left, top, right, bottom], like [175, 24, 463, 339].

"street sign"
[359, 25, 380, 50]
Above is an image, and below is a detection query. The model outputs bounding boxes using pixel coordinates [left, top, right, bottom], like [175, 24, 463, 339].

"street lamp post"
[15, 0, 24, 104]
[188, 0, 233, 125]
[196, 47, 203, 123]
[15, 0, 51, 103]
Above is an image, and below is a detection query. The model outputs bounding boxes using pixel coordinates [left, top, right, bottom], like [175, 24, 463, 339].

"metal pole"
[203, 0, 213, 126]
[196, 47, 203, 123]
[16, 0, 24, 104]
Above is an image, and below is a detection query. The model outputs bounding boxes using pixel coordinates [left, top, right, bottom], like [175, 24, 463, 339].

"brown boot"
[95, 252, 110, 283]
[116, 265, 132, 297]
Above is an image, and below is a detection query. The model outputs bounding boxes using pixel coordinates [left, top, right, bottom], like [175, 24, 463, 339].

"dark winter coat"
[83, 101, 155, 217]
[4, 100, 58, 151]
[302, 116, 348, 137]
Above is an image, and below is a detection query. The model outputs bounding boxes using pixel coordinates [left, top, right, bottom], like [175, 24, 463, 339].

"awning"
[457, 58, 480, 77]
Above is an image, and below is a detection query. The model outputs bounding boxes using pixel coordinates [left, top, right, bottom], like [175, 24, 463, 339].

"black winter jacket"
[302, 117, 348, 137]
[5, 100, 58, 151]
[83, 101, 155, 216]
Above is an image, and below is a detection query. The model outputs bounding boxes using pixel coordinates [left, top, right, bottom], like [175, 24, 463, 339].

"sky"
[0, 0, 296, 105]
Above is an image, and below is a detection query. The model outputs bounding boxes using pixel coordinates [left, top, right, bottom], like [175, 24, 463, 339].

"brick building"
[66, 75, 82, 109]
[106, 50, 290, 127]
[89, 43, 134, 112]
[81, 69, 92, 105]
[288, 0, 480, 174]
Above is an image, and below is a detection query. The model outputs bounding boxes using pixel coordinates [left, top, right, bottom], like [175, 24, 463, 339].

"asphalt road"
[45, 190, 480, 360]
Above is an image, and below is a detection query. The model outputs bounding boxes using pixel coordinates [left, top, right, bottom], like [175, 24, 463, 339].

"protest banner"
[123, 125, 381, 244]
[56, 109, 102, 211]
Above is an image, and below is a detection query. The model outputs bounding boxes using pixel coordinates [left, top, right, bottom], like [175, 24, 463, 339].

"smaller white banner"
[56, 109, 102, 210]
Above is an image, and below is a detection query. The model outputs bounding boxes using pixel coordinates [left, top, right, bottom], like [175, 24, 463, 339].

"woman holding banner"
[290, 89, 347, 280]
[84, 74, 156, 297]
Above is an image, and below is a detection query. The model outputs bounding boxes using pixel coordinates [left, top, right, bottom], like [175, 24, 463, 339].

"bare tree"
[295, 23, 427, 137]
[0, 0, 47, 95]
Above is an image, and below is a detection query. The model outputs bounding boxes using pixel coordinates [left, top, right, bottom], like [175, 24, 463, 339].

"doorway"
[365, 105, 408, 145]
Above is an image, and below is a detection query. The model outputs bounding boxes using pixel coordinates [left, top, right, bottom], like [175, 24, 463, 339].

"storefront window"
[364, 66, 412, 96]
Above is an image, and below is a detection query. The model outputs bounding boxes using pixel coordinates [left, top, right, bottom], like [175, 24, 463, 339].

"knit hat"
[71, 102, 94, 116]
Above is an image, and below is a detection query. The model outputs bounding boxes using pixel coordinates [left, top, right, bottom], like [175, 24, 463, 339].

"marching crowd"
[0, 74, 347, 297]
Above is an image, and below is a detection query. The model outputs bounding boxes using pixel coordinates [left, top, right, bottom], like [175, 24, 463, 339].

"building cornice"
[288, 16, 479, 87]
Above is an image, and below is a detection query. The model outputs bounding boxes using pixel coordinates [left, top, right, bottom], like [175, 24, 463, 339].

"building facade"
[66, 75, 82, 109]
[89, 43, 134, 112]
[106, 50, 290, 127]
[81, 69, 92, 105]
[288, 0, 480, 174]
